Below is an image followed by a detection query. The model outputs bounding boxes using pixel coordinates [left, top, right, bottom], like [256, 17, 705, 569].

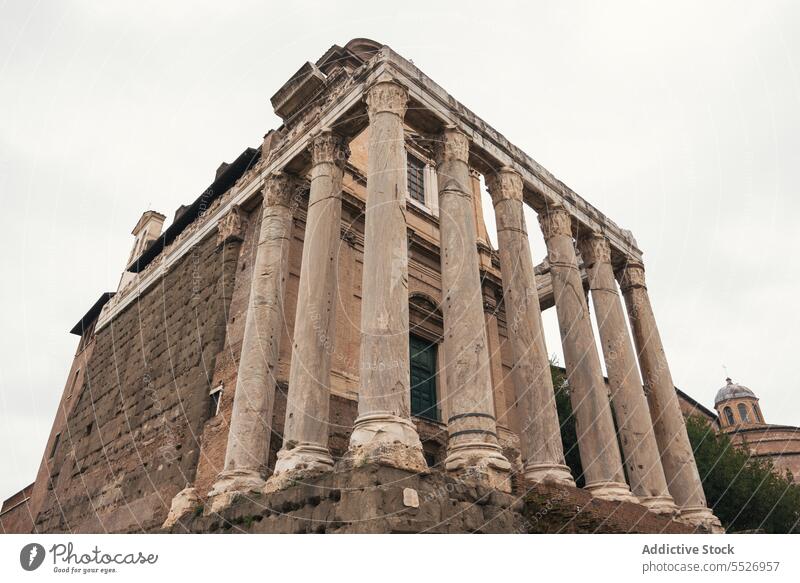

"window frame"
[737, 403, 750, 423]
[409, 334, 439, 422]
[405, 147, 438, 216]
[208, 385, 223, 418]
[724, 406, 735, 426]
[407, 153, 426, 205]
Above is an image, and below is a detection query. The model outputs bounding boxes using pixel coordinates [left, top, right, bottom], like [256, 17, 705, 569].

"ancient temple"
[1, 39, 724, 534]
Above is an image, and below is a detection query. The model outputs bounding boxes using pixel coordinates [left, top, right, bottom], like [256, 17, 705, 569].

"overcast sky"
[2, 0, 799, 502]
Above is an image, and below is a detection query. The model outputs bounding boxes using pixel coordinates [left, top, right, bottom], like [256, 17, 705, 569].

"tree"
[551, 364, 584, 487]
[551, 363, 628, 488]
[686, 415, 800, 533]
[550, 363, 800, 532]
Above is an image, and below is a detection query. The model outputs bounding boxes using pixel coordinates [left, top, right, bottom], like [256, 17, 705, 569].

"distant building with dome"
[710, 378, 800, 483]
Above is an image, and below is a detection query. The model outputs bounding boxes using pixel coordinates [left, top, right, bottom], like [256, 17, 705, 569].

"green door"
[410, 335, 438, 421]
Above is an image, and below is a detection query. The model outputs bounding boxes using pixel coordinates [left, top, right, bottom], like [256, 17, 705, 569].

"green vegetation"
[551, 364, 584, 487]
[686, 415, 800, 533]
[550, 362, 800, 533]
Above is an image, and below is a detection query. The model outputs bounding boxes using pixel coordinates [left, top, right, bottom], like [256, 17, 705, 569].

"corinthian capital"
[217, 205, 247, 246]
[434, 126, 470, 165]
[262, 172, 297, 209]
[577, 232, 612, 267]
[485, 167, 523, 204]
[537, 206, 573, 240]
[365, 73, 408, 119]
[309, 130, 350, 169]
[615, 261, 647, 292]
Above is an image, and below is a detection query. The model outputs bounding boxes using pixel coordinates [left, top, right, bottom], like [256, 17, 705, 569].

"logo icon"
[20, 543, 46, 571]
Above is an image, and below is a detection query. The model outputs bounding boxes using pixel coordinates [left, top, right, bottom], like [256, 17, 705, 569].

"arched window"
[737, 403, 750, 423]
[753, 405, 763, 423]
[724, 406, 735, 426]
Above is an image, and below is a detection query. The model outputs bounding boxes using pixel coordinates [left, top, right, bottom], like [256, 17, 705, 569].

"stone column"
[208, 172, 296, 499]
[266, 131, 349, 490]
[578, 233, 676, 514]
[617, 261, 723, 531]
[344, 73, 426, 472]
[164, 205, 248, 526]
[204, 206, 249, 380]
[486, 168, 574, 486]
[435, 127, 511, 491]
[483, 294, 511, 433]
[538, 206, 633, 501]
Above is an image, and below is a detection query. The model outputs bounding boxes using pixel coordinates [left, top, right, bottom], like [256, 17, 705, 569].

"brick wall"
[34, 231, 229, 532]
[0, 483, 33, 533]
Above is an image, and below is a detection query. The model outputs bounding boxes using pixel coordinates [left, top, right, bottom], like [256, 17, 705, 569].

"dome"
[714, 377, 756, 405]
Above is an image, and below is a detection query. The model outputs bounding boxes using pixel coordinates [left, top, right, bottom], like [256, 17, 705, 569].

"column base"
[523, 462, 576, 487]
[639, 494, 679, 516]
[206, 468, 266, 514]
[162, 486, 201, 529]
[678, 505, 725, 533]
[445, 442, 513, 493]
[264, 442, 334, 493]
[341, 412, 427, 473]
[585, 480, 638, 503]
[207, 468, 266, 498]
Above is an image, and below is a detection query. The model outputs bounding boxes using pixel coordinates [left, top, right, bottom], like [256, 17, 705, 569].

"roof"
[127, 147, 261, 274]
[727, 424, 800, 435]
[550, 366, 714, 419]
[69, 292, 115, 335]
[715, 377, 756, 405]
[315, 38, 382, 75]
[675, 387, 718, 420]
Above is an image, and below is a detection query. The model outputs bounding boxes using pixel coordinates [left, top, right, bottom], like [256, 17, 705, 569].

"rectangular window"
[209, 386, 223, 418]
[410, 335, 438, 421]
[407, 154, 426, 204]
[49, 432, 61, 458]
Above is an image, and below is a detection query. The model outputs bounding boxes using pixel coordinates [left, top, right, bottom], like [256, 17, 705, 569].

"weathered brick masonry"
[34, 231, 230, 532]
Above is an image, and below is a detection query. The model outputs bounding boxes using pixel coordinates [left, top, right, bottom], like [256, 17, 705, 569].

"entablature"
[97, 40, 640, 332]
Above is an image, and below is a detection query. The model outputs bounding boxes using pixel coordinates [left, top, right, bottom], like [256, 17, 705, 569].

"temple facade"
[1, 39, 725, 534]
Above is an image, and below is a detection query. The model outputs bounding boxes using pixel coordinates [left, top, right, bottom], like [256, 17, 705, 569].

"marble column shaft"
[436, 127, 511, 490]
[346, 74, 425, 471]
[164, 206, 248, 524]
[210, 172, 296, 495]
[268, 131, 349, 486]
[617, 261, 722, 529]
[579, 234, 675, 513]
[538, 206, 632, 501]
[486, 168, 573, 486]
